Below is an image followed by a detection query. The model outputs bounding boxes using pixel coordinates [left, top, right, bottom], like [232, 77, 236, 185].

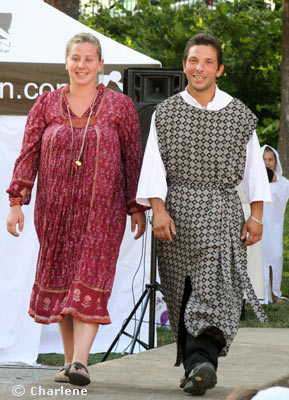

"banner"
[0, 63, 160, 115]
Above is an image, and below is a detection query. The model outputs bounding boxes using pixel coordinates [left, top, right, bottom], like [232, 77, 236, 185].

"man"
[136, 33, 271, 396]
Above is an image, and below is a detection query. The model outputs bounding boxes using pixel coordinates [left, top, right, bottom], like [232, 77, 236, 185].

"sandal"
[54, 364, 71, 383]
[69, 361, 90, 386]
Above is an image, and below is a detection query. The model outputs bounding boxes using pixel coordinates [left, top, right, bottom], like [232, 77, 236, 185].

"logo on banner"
[0, 13, 12, 52]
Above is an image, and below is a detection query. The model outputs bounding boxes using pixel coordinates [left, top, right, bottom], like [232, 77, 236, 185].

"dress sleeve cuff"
[127, 200, 150, 215]
[6, 180, 33, 205]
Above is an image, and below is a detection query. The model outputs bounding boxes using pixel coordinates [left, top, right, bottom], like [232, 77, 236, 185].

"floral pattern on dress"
[7, 84, 148, 324]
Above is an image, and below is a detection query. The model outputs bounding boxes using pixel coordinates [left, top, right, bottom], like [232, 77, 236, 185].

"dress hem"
[28, 308, 111, 325]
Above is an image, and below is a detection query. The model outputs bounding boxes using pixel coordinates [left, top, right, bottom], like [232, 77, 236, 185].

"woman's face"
[65, 42, 104, 87]
[263, 150, 277, 171]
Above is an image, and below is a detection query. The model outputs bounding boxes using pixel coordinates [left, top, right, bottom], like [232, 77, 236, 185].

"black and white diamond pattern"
[155, 94, 267, 366]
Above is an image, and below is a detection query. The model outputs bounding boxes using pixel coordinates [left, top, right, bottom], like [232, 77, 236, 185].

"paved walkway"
[1, 328, 289, 400]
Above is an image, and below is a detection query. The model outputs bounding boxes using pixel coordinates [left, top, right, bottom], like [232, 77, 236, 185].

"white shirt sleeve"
[242, 130, 272, 204]
[136, 112, 168, 207]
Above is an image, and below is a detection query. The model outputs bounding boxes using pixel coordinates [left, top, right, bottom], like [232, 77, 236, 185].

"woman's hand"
[7, 206, 24, 237]
[131, 211, 146, 239]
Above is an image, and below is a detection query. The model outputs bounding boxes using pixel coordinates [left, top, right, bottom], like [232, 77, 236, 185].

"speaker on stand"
[123, 68, 186, 151]
[101, 68, 185, 362]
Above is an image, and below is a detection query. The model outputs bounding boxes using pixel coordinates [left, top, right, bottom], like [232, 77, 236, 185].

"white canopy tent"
[0, 0, 160, 364]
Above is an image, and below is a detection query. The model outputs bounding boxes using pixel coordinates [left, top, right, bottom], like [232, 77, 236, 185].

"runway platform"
[1, 328, 288, 399]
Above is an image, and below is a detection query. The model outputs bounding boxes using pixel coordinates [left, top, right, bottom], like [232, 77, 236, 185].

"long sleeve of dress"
[118, 95, 150, 215]
[6, 92, 49, 205]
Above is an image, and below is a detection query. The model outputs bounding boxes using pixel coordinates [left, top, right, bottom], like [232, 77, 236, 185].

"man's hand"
[149, 198, 176, 241]
[7, 206, 24, 237]
[241, 217, 263, 246]
[131, 211, 146, 240]
[241, 200, 263, 246]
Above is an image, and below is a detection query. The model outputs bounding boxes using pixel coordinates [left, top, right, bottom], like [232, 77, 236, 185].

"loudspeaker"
[123, 68, 186, 151]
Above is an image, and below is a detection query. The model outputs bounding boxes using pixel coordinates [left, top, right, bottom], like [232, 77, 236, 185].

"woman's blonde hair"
[227, 374, 289, 400]
[65, 32, 102, 61]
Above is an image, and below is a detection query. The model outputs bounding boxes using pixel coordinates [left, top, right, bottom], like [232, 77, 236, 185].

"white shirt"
[136, 87, 271, 206]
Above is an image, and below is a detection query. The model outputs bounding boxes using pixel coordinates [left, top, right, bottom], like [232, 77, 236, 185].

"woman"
[261, 145, 289, 304]
[6, 32, 147, 386]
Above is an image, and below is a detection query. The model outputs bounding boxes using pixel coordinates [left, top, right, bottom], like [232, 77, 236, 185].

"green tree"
[81, 0, 282, 149]
[278, 0, 289, 177]
[44, 0, 80, 20]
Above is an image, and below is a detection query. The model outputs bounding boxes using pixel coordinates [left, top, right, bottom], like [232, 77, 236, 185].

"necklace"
[66, 90, 98, 170]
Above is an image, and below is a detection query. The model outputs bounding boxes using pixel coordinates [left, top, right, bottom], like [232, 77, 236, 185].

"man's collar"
[181, 86, 233, 111]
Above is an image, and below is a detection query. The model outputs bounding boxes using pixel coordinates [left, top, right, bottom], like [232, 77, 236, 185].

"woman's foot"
[69, 362, 90, 386]
[54, 364, 71, 383]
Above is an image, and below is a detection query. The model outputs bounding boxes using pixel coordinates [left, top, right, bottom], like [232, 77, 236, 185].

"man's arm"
[136, 112, 167, 207]
[149, 198, 176, 241]
[241, 131, 271, 246]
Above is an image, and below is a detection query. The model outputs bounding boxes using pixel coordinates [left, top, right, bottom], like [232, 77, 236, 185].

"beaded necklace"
[66, 90, 98, 170]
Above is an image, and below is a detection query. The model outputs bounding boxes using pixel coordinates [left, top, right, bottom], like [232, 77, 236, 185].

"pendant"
[75, 160, 82, 166]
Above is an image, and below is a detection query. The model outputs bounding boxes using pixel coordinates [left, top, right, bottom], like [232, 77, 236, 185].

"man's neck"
[187, 84, 217, 107]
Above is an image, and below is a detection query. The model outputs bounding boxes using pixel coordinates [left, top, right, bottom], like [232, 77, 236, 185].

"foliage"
[80, 0, 282, 144]
[256, 103, 280, 148]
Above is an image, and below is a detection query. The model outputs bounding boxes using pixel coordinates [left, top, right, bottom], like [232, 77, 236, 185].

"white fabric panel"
[236, 184, 265, 300]
[0, 115, 152, 364]
[252, 387, 289, 400]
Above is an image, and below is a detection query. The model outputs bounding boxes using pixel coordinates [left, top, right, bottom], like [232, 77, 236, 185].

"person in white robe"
[260, 145, 289, 304]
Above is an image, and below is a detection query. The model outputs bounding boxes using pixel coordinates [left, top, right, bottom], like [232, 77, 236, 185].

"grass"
[37, 352, 123, 367]
[37, 204, 289, 366]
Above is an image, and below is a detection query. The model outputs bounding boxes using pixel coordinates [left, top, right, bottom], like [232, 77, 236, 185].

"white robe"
[236, 184, 265, 300]
[260, 145, 289, 302]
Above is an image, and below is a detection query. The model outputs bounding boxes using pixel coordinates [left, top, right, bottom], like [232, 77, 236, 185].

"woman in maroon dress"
[6, 32, 147, 386]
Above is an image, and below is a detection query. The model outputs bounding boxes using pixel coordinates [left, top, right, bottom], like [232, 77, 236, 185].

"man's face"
[183, 45, 224, 94]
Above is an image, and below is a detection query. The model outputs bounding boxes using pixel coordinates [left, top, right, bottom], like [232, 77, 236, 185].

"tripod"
[101, 216, 162, 362]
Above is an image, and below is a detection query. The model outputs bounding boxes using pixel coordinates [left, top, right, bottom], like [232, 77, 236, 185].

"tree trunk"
[44, 0, 80, 20]
[278, 0, 289, 178]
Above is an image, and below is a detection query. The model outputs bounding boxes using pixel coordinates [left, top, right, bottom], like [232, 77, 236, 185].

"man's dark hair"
[183, 33, 223, 69]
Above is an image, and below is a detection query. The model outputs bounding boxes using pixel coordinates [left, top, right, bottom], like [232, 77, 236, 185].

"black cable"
[108, 211, 150, 355]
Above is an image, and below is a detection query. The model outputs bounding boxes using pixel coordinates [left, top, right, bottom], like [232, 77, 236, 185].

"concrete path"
[1, 328, 289, 400]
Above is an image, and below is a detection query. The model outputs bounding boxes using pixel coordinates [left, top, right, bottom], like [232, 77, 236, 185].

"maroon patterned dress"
[7, 84, 146, 324]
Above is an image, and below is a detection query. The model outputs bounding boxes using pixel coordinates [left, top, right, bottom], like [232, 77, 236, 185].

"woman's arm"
[6, 92, 49, 206]
[6, 92, 49, 236]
